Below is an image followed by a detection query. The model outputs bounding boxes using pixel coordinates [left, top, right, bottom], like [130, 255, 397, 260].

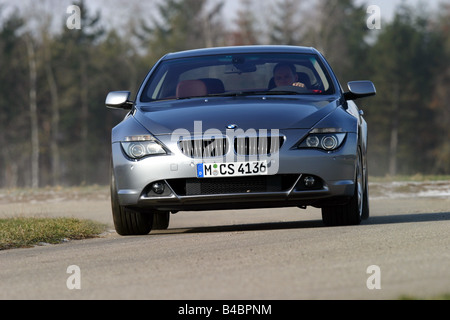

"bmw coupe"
[106, 45, 376, 235]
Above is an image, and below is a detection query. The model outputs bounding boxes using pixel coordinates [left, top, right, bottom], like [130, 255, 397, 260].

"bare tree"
[268, 0, 304, 45]
[34, 2, 62, 186]
[24, 34, 40, 188]
[231, 0, 260, 45]
[202, 0, 225, 47]
[43, 34, 61, 186]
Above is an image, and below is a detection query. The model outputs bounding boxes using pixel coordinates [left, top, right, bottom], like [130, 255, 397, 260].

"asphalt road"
[1, 187, 449, 300]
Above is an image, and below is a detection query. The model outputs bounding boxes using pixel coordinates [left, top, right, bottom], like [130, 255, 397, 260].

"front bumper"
[111, 133, 358, 211]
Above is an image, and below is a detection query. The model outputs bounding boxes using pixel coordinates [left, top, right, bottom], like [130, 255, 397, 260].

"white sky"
[223, 0, 441, 21]
[0, 0, 444, 31]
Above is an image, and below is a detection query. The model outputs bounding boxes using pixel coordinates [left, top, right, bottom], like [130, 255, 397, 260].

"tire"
[110, 167, 153, 236]
[361, 151, 370, 220]
[361, 174, 370, 220]
[152, 211, 170, 230]
[322, 148, 366, 226]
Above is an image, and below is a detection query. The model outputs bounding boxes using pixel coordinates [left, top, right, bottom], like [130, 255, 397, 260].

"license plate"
[197, 161, 268, 178]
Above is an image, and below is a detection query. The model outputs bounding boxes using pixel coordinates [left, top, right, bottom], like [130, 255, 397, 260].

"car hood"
[134, 96, 340, 135]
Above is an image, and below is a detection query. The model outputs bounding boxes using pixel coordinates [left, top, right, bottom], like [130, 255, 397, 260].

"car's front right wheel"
[110, 168, 153, 236]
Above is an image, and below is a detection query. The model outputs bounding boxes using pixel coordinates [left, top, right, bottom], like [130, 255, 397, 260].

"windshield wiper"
[173, 90, 303, 100]
[205, 90, 300, 97]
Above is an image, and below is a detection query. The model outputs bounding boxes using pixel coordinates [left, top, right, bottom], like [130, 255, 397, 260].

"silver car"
[106, 45, 376, 235]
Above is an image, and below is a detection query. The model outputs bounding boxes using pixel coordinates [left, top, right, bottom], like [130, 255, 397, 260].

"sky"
[0, 0, 444, 31]
[224, 0, 441, 21]
[87, 0, 442, 23]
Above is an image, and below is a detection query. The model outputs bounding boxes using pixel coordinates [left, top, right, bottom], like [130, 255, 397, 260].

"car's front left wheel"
[110, 168, 153, 236]
[152, 211, 170, 230]
[321, 147, 366, 226]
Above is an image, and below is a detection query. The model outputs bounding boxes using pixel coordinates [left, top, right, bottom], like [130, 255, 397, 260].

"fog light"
[304, 176, 315, 187]
[152, 182, 165, 194]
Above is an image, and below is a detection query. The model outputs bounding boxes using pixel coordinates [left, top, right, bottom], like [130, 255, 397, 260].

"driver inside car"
[273, 63, 305, 88]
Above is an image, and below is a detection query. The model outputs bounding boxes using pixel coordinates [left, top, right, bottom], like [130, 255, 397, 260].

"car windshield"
[140, 52, 335, 102]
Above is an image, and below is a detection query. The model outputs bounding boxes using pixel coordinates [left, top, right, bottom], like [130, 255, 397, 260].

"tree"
[24, 33, 40, 188]
[365, 3, 444, 175]
[230, 0, 260, 45]
[139, 0, 225, 61]
[0, 9, 27, 187]
[429, 2, 450, 173]
[302, 0, 370, 83]
[268, 0, 304, 45]
[52, 0, 105, 184]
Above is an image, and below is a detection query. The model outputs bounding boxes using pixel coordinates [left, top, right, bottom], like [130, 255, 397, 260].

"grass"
[369, 174, 450, 183]
[0, 217, 107, 250]
[399, 293, 450, 300]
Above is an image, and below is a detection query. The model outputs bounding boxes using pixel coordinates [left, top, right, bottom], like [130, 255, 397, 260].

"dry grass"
[0, 217, 107, 250]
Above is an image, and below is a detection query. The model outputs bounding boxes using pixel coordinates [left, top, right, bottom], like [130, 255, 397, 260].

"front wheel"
[152, 211, 170, 230]
[110, 169, 153, 236]
[322, 148, 366, 226]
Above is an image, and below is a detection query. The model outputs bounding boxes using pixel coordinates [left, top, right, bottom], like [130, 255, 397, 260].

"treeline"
[0, 0, 449, 188]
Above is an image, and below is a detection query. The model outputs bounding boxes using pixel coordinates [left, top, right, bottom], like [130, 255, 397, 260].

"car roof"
[162, 45, 319, 60]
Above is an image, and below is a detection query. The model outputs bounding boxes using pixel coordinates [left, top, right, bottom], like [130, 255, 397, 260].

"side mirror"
[105, 91, 133, 110]
[344, 81, 376, 101]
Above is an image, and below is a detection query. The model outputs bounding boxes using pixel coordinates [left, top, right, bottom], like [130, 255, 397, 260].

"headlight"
[297, 129, 346, 151]
[121, 135, 167, 159]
